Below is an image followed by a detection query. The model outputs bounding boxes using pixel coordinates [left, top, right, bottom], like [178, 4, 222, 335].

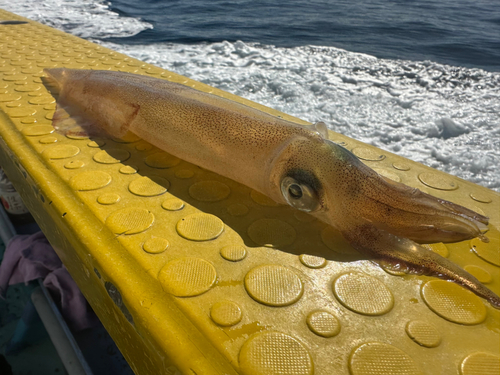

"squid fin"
[43, 68, 137, 139]
[313, 121, 329, 139]
[51, 103, 106, 138]
[42, 69, 101, 138]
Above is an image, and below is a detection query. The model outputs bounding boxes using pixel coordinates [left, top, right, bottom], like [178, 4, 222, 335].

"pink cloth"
[0, 232, 97, 331]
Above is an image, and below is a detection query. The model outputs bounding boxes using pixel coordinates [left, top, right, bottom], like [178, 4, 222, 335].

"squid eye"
[288, 183, 303, 199]
[281, 176, 320, 212]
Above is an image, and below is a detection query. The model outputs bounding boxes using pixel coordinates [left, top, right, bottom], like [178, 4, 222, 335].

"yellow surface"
[1, 9, 499, 375]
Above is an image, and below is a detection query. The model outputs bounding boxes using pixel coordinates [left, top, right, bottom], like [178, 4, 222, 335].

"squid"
[43, 68, 500, 308]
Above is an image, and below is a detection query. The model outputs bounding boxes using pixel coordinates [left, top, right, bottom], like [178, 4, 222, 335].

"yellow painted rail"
[0, 9, 499, 375]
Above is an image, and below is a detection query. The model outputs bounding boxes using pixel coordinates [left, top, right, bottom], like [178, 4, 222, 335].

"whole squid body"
[43, 68, 500, 308]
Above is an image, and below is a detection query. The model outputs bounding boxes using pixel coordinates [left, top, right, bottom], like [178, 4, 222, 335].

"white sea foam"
[1, 1, 499, 191]
[0, 0, 152, 38]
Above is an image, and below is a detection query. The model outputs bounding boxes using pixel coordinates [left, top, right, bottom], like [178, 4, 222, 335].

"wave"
[0, 0, 152, 38]
[1, 0, 499, 191]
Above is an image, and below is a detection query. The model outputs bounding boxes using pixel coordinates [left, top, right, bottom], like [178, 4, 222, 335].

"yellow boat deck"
[0, 8, 499, 375]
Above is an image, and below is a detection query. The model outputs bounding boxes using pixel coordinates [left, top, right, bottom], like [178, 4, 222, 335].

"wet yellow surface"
[0, 8, 499, 375]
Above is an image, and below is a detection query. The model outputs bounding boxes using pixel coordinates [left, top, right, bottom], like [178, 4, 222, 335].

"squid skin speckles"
[43, 68, 500, 308]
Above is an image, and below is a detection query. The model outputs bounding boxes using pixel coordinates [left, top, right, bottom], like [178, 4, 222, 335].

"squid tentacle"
[340, 222, 500, 309]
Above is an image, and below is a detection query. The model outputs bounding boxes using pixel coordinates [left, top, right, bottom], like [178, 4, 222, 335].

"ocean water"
[1, 0, 499, 191]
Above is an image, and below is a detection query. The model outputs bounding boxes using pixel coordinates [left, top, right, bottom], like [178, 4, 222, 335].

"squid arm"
[42, 68, 500, 308]
[339, 219, 500, 308]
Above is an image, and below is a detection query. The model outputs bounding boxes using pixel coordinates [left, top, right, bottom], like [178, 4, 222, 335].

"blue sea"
[109, 0, 500, 72]
[1, 0, 500, 191]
